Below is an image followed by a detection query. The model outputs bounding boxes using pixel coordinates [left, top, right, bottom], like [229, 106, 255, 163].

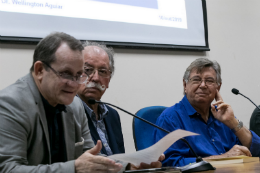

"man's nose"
[90, 70, 100, 82]
[66, 80, 79, 88]
[199, 80, 207, 87]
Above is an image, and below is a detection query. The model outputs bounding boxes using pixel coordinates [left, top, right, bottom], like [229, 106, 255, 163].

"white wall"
[1, 0, 260, 153]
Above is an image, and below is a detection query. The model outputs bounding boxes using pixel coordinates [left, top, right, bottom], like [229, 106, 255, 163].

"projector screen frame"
[0, 0, 210, 51]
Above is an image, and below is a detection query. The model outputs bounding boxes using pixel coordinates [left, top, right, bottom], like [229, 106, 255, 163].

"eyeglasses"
[42, 61, 88, 84]
[188, 77, 217, 86]
[84, 66, 111, 78]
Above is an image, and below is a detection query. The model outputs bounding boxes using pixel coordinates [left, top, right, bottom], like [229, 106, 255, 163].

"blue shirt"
[84, 102, 113, 156]
[153, 95, 260, 167]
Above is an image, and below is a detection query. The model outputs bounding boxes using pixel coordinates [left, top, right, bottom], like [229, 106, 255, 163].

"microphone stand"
[90, 99, 215, 173]
[238, 93, 260, 111]
[232, 88, 260, 110]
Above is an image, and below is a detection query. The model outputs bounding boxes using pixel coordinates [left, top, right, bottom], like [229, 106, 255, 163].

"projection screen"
[0, 0, 209, 51]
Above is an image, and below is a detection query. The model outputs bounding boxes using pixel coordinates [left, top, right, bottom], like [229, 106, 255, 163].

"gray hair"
[30, 32, 83, 72]
[183, 58, 222, 86]
[82, 41, 115, 77]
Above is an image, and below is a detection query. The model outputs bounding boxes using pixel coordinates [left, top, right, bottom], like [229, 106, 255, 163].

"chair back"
[133, 106, 167, 151]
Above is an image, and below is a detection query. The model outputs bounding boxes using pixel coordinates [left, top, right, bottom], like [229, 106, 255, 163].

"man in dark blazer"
[77, 41, 125, 156]
[83, 102, 125, 155]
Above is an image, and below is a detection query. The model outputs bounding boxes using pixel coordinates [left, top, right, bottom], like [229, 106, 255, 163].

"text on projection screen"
[0, 0, 187, 29]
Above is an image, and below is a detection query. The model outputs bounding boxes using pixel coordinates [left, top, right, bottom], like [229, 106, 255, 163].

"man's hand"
[130, 154, 164, 170]
[211, 90, 253, 149]
[130, 162, 162, 170]
[211, 90, 238, 129]
[158, 154, 165, 161]
[75, 140, 122, 173]
[223, 145, 252, 157]
[204, 145, 252, 160]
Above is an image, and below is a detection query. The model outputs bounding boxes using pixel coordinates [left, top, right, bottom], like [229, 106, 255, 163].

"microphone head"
[88, 99, 97, 105]
[232, 88, 239, 95]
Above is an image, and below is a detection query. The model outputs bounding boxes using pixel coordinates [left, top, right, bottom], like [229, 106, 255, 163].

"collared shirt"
[153, 95, 260, 167]
[41, 95, 67, 163]
[84, 102, 113, 156]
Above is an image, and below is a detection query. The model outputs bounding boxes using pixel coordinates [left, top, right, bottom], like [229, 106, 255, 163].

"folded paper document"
[108, 129, 198, 166]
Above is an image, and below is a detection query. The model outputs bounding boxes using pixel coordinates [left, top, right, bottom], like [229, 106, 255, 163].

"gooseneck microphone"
[88, 99, 215, 172]
[231, 88, 260, 110]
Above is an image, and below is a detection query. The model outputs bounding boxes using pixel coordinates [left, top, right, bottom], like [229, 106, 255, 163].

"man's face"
[77, 46, 111, 102]
[39, 43, 84, 106]
[183, 67, 221, 106]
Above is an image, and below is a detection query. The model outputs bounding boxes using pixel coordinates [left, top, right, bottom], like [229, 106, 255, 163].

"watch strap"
[231, 119, 243, 133]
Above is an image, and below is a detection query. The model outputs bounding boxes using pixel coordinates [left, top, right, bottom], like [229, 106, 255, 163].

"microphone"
[231, 88, 260, 110]
[88, 99, 96, 105]
[231, 88, 239, 95]
[88, 99, 215, 172]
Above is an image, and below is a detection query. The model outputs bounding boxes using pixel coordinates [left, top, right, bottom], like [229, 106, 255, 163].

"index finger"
[238, 146, 252, 157]
[215, 89, 223, 102]
[92, 155, 116, 165]
[159, 154, 165, 161]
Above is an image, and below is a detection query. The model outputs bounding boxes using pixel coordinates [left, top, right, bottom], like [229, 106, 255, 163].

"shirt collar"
[41, 94, 67, 114]
[181, 95, 215, 123]
[83, 101, 109, 122]
[181, 95, 197, 116]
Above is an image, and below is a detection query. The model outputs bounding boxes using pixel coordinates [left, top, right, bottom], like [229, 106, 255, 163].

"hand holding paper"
[109, 129, 198, 166]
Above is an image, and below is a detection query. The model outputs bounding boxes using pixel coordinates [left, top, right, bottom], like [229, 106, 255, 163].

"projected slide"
[93, 0, 158, 9]
[0, 0, 187, 29]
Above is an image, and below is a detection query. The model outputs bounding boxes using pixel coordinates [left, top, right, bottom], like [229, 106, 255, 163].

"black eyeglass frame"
[41, 61, 88, 84]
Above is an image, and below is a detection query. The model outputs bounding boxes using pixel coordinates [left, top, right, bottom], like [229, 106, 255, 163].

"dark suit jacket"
[81, 100, 125, 155]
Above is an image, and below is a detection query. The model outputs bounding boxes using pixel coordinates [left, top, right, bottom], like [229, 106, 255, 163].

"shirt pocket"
[74, 137, 84, 159]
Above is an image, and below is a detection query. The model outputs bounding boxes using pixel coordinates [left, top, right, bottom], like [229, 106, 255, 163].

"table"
[199, 161, 260, 173]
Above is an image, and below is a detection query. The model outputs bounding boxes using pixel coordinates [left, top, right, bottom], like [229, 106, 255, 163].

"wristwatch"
[231, 119, 243, 133]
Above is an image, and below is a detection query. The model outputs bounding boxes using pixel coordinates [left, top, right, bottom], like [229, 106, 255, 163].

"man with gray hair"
[153, 58, 260, 167]
[77, 42, 164, 169]
[77, 41, 124, 156]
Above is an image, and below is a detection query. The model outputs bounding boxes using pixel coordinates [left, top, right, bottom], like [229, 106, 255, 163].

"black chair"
[250, 105, 260, 137]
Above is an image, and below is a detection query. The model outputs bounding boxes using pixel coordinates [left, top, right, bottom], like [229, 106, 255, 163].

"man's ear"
[107, 77, 111, 89]
[217, 83, 222, 91]
[33, 61, 45, 81]
[183, 79, 187, 94]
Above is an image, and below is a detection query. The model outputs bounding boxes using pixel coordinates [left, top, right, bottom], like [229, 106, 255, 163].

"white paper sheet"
[108, 129, 198, 166]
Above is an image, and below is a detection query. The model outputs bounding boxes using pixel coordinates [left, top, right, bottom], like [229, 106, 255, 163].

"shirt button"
[212, 139, 215, 142]
[104, 143, 107, 147]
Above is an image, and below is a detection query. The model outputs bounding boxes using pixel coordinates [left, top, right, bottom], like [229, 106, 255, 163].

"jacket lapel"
[62, 106, 75, 160]
[24, 73, 51, 162]
[104, 115, 119, 154]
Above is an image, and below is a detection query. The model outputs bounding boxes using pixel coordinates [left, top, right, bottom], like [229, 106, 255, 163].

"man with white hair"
[77, 42, 164, 169]
[77, 41, 124, 156]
